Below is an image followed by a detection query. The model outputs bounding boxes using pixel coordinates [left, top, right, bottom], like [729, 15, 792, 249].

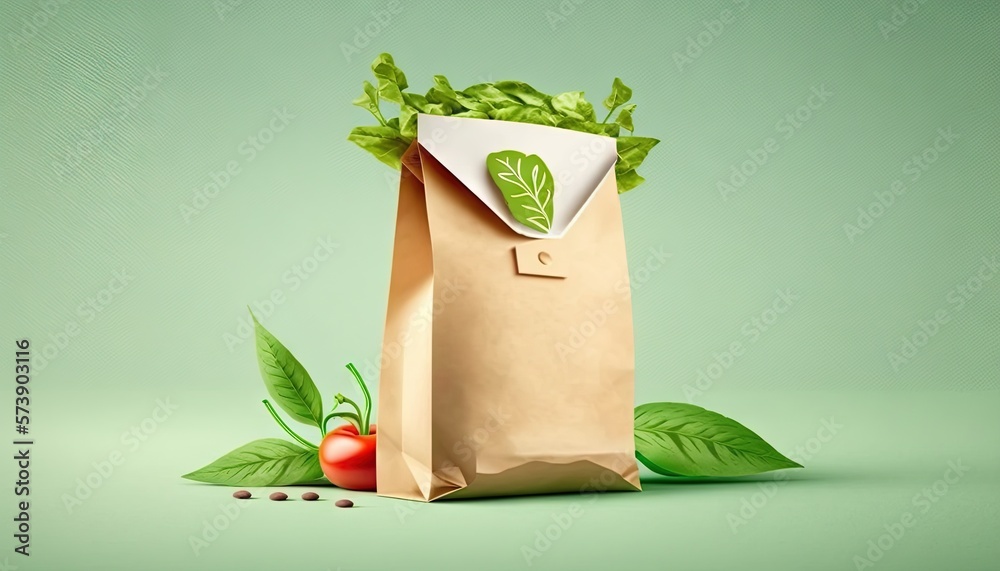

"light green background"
[2, 0, 998, 569]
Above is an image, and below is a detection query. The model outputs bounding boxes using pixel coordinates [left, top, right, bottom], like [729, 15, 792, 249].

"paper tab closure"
[514, 241, 567, 279]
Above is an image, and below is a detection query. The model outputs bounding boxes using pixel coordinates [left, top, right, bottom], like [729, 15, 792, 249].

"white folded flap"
[417, 114, 618, 239]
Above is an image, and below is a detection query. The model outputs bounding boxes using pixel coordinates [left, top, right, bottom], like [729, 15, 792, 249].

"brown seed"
[269, 492, 288, 501]
[232, 490, 251, 499]
[301, 492, 320, 501]
[335, 499, 354, 508]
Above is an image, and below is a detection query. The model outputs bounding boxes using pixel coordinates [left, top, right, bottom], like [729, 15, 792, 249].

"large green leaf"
[251, 312, 324, 427]
[634, 402, 802, 477]
[182, 439, 323, 486]
[347, 125, 408, 169]
[486, 150, 555, 233]
[603, 77, 633, 110]
[551, 91, 596, 122]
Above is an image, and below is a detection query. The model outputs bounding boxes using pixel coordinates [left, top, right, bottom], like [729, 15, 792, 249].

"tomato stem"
[335, 393, 365, 425]
[262, 399, 317, 449]
[345, 363, 373, 435]
[322, 411, 362, 434]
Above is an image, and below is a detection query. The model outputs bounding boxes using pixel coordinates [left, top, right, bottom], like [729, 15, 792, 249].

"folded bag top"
[416, 114, 619, 240]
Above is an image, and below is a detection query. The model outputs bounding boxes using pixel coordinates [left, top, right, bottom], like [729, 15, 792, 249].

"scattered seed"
[232, 490, 251, 499]
[269, 492, 288, 501]
[335, 499, 354, 508]
[301, 492, 320, 501]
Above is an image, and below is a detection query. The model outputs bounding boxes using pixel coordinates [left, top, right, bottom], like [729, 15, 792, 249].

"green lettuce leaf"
[615, 104, 637, 132]
[616, 169, 645, 193]
[615, 136, 659, 174]
[552, 91, 597, 122]
[348, 125, 409, 169]
[352, 80, 381, 116]
[493, 80, 553, 109]
[349, 53, 660, 190]
[493, 105, 559, 127]
[371, 53, 407, 104]
[398, 105, 418, 139]
[603, 77, 633, 111]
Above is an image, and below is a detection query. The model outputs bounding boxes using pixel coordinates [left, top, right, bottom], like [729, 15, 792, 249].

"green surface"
[1, 1, 998, 569]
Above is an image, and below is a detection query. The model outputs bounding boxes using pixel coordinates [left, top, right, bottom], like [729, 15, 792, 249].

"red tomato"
[319, 424, 377, 491]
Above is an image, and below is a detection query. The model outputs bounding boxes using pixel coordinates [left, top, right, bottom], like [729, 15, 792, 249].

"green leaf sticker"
[251, 311, 324, 428]
[634, 402, 803, 477]
[486, 150, 555, 233]
[182, 438, 324, 486]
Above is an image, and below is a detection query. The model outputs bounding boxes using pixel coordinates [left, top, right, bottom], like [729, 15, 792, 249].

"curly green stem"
[262, 400, 317, 449]
[346, 363, 373, 435]
[322, 411, 362, 434]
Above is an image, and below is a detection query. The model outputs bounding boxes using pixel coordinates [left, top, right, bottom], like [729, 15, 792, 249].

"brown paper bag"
[376, 115, 640, 501]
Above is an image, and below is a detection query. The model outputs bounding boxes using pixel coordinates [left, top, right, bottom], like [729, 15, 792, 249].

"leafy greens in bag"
[349, 53, 659, 193]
